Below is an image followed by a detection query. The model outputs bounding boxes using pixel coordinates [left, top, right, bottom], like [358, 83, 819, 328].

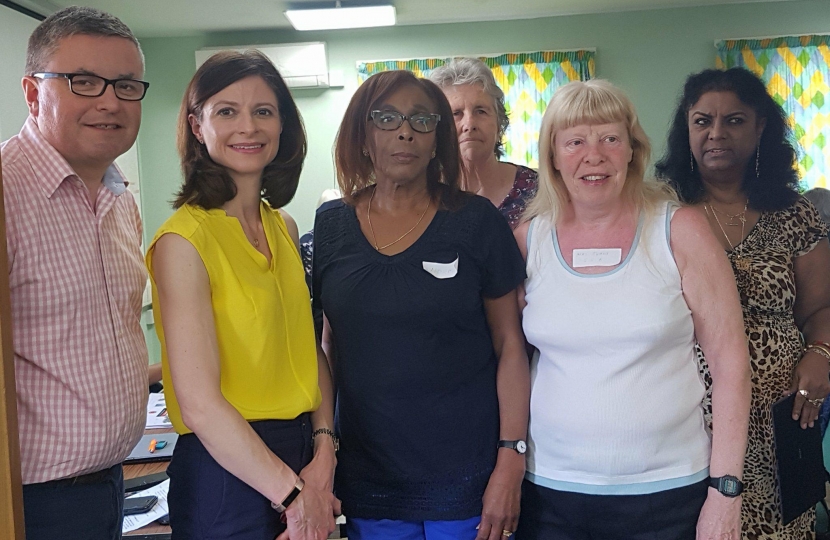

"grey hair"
[430, 57, 509, 158]
[26, 6, 143, 75]
[804, 188, 830, 226]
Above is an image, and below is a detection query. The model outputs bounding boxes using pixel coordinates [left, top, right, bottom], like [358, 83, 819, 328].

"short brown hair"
[175, 50, 307, 210]
[334, 70, 461, 206]
[26, 6, 143, 74]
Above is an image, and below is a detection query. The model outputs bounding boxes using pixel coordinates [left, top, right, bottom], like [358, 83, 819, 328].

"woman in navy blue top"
[312, 71, 530, 540]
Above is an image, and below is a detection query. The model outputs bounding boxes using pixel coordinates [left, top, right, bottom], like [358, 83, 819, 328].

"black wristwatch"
[708, 475, 744, 497]
[498, 439, 527, 454]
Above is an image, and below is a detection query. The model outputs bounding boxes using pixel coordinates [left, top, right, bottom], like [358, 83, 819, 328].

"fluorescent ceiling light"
[285, 3, 396, 31]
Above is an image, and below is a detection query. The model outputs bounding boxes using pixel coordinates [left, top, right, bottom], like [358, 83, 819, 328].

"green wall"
[137, 0, 830, 239]
[135, 0, 827, 363]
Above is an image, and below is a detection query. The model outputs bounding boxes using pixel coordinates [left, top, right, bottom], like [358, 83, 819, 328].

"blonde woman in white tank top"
[512, 80, 751, 540]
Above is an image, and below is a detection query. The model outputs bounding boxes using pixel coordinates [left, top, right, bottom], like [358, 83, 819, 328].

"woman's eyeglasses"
[369, 110, 440, 133]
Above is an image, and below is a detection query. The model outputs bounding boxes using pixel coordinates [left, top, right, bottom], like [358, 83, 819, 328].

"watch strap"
[708, 475, 743, 497]
[497, 439, 527, 454]
[271, 478, 304, 513]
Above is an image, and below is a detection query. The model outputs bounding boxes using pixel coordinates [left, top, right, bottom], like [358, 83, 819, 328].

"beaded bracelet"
[312, 427, 339, 452]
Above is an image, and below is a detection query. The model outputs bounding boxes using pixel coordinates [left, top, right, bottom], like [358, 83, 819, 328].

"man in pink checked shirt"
[0, 7, 149, 540]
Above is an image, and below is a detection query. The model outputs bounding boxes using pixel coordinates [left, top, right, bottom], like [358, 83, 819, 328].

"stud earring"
[362, 149, 369, 156]
[431, 150, 436, 159]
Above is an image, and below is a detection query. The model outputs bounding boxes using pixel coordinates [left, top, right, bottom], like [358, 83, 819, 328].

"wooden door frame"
[0, 151, 25, 539]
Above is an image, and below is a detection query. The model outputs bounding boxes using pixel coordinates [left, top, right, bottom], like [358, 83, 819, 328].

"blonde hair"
[525, 79, 675, 227]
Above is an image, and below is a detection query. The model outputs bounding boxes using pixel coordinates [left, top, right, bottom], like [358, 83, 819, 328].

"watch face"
[516, 441, 527, 454]
[722, 478, 738, 495]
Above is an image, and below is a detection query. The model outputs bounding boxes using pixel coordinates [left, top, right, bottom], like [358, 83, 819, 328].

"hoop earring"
[689, 147, 694, 172]
[755, 145, 760, 178]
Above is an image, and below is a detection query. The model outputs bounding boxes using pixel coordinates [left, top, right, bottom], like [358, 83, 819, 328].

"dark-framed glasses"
[369, 110, 440, 133]
[32, 72, 150, 101]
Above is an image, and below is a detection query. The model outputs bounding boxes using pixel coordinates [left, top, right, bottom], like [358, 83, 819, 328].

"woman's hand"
[298, 440, 337, 492]
[790, 350, 830, 428]
[476, 452, 524, 540]
[276, 484, 341, 540]
[695, 491, 741, 540]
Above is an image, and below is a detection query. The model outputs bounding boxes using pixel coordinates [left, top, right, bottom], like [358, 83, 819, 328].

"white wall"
[0, 6, 38, 140]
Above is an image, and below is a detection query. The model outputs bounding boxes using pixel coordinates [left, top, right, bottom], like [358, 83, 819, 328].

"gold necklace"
[367, 186, 431, 252]
[704, 203, 751, 273]
[239, 221, 261, 248]
[709, 200, 748, 227]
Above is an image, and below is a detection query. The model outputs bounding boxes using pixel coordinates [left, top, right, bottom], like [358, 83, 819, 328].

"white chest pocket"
[422, 257, 459, 279]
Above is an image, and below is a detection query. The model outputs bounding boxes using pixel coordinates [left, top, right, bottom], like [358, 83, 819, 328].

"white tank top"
[522, 202, 710, 495]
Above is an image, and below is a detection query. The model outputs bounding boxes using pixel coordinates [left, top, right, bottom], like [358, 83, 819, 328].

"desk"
[123, 428, 174, 537]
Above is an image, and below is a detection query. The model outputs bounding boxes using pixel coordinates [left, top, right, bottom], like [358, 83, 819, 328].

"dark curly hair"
[655, 68, 799, 211]
[175, 50, 306, 210]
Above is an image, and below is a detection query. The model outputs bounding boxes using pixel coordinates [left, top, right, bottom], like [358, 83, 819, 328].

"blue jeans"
[22, 463, 124, 540]
[347, 516, 481, 540]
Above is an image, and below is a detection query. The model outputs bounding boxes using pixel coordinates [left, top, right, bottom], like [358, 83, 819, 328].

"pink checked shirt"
[1, 117, 148, 484]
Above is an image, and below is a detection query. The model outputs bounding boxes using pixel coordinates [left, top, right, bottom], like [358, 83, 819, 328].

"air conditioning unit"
[195, 42, 341, 89]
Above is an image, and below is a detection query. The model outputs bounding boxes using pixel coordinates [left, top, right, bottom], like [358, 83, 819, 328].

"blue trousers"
[347, 516, 481, 540]
[22, 463, 124, 540]
[515, 479, 708, 540]
[167, 415, 312, 540]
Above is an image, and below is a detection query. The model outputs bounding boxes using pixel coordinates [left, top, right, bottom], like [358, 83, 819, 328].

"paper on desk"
[122, 479, 170, 533]
[146, 392, 172, 429]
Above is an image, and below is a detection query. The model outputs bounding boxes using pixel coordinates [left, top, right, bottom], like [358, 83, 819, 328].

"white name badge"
[572, 248, 622, 268]
[422, 257, 459, 279]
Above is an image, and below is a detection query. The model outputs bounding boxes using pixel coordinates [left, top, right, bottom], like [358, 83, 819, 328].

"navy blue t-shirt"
[312, 191, 526, 521]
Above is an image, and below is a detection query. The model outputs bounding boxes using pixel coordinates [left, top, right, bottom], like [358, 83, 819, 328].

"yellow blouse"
[146, 202, 321, 434]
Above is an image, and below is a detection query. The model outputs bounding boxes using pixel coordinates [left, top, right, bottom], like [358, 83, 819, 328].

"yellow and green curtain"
[357, 51, 595, 168]
[717, 36, 830, 189]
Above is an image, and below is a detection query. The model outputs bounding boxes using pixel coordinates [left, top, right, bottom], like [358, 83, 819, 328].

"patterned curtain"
[356, 51, 595, 168]
[717, 36, 830, 189]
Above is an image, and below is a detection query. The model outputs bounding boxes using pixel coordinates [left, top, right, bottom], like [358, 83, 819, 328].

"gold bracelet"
[807, 342, 830, 358]
[805, 344, 830, 363]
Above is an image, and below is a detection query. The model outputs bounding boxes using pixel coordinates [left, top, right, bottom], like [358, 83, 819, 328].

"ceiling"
[12, 0, 796, 37]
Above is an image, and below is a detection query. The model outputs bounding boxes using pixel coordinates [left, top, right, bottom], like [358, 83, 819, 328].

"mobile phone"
[124, 495, 158, 516]
[124, 471, 169, 493]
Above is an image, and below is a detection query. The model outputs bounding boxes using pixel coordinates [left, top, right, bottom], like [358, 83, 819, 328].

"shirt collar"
[18, 116, 129, 198]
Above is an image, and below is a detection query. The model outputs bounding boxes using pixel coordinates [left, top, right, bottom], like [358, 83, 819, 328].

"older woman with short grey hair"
[431, 58, 538, 229]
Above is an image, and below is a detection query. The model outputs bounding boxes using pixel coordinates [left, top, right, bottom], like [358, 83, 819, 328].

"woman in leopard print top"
[657, 67, 830, 540]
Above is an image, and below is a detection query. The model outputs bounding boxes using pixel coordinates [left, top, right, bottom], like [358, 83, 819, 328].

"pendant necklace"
[709, 200, 748, 227]
[704, 202, 750, 273]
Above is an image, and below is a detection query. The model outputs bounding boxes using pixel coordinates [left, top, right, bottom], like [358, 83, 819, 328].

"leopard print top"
[698, 196, 828, 540]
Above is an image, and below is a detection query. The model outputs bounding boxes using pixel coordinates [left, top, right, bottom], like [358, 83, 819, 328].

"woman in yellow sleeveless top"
[146, 51, 339, 540]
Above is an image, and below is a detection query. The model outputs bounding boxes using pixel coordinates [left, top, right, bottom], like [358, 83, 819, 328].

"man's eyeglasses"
[32, 72, 150, 101]
[369, 110, 440, 133]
